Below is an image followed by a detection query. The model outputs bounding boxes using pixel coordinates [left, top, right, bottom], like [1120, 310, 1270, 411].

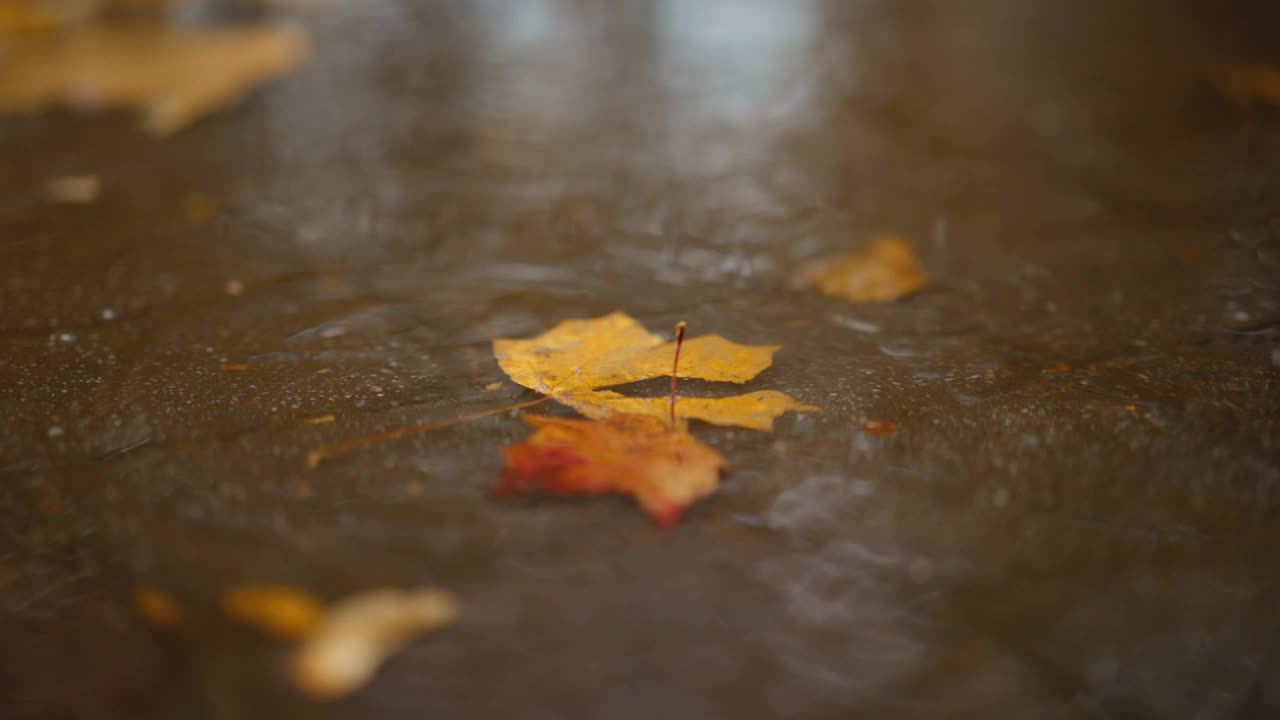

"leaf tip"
[647, 502, 686, 529]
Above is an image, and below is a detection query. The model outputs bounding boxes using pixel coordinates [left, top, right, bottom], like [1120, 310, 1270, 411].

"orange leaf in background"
[222, 584, 326, 640]
[133, 583, 183, 628]
[795, 234, 928, 303]
[497, 413, 726, 527]
[493, 312, 817, 431]
[858, 419, 897, 437]
[1223, 65, 1280, 107]
[181, 192, 218, 224]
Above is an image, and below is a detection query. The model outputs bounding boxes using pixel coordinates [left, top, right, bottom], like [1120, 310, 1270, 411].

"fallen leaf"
[1044, 362, 1070, 374]
[858, 419, 897, 437]
[181, 192, 217, 224]
[44, 174, 101, 203]
[1223, 65, 1280, 107]
[0, 23, 309, 135]
[292, 588, 459, 701]
[1172, 244, 1203, 267]
[493, 312, 817, 431]
[133, 583, 183, 628]
[36, 496, 62, 516]
[305, 414, 336, 425]
[795, 234, 928, 303]
[222, 585, 326, 640]
[497, 413, 726, 527]
[0, 0, 90, 33]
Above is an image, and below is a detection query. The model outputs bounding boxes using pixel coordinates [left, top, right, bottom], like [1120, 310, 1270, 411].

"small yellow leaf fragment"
[133, 584, 183, 628]
[484, 381, 503, 391]
[795, 234, 928, 303]
[292, 588, 459, 701]
[223, 585, 326, 640]
[44, 175, 101, 203]
[305, 414, 336, 425]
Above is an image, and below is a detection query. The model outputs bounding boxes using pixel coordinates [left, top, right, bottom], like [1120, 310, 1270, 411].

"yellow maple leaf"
[493, 312, 817, 431]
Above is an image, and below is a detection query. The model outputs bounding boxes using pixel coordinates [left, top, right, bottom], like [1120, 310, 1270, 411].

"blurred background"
[1, 1, 1278, 718]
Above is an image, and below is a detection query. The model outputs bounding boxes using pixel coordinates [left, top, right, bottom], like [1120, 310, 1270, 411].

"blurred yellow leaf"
[132, 583, 183, 628]
[795, 234, 928, 303]
[291, 588, 459, 701]
[0, 23, 309, 134]
[222, 584, 326, 640]
[0, 0, 83, 33]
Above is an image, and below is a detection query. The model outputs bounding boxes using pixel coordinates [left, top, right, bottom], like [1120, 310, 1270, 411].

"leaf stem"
[306, 395, 551, 468]
[669, 321, 687, 429]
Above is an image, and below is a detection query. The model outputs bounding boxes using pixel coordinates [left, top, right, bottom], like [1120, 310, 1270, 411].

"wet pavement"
[2, 1, 1279, 718]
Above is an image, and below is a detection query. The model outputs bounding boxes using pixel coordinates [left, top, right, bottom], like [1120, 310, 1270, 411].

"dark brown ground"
[2, 1, 1279, 718]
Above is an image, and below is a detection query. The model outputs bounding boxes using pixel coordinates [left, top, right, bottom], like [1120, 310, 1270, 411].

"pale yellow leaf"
[291, 588, 459, 701]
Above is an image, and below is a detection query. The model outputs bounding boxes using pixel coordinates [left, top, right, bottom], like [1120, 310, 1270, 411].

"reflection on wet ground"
[2, 1, 1278, 718]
